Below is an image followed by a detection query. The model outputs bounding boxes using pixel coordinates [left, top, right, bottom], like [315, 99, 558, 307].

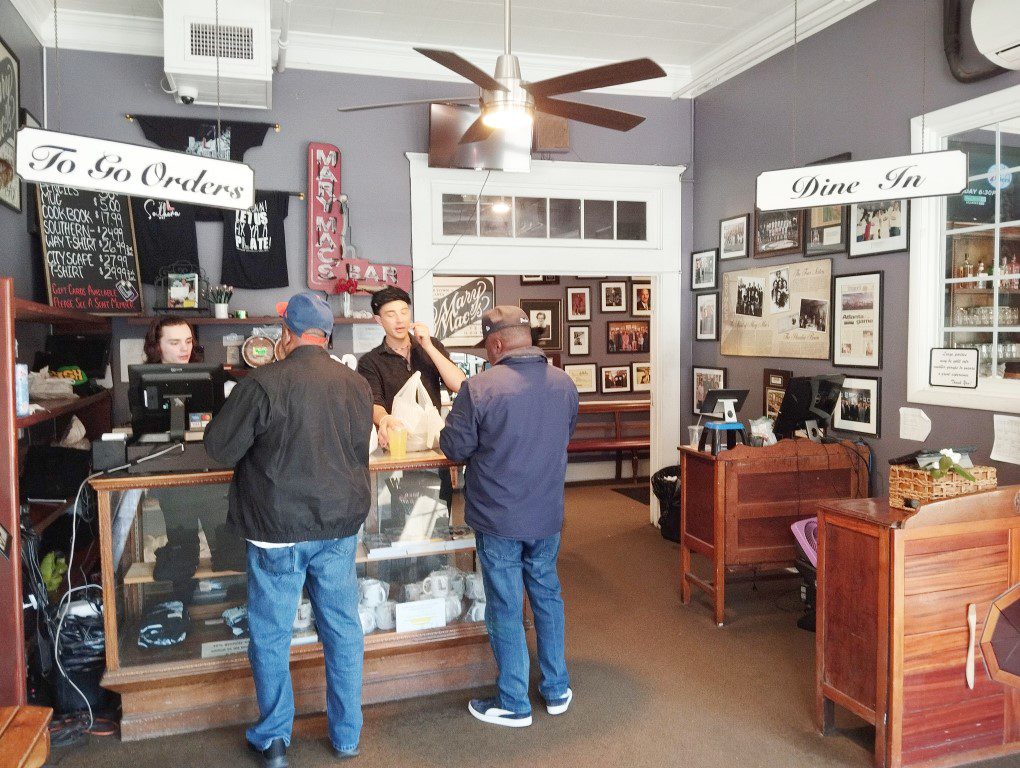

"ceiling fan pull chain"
[504, 0, 512, 56]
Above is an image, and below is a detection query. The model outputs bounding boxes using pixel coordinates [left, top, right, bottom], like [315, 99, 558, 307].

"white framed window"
[908, 84, 1020, 414]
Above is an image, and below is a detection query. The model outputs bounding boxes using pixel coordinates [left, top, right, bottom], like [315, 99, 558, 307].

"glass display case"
[92, 450, 495, 740]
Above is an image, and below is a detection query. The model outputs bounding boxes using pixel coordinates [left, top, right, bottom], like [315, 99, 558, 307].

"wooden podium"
[679, 438, 869, 625]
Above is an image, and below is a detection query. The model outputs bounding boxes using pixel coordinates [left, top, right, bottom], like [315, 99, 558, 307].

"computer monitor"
[700, 389, 749, 423]
[128, 363, 227, 441]
[773, 374, 845, 441]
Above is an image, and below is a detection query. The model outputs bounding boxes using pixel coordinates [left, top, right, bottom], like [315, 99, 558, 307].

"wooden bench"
[568, 400, 650, 481]
[0, 706, 52, 768]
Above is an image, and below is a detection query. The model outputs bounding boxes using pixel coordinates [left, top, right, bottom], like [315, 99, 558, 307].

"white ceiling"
[12, 0, 877, 97]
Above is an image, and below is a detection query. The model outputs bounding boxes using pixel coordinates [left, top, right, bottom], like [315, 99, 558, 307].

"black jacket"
[204, 345, 374, 543]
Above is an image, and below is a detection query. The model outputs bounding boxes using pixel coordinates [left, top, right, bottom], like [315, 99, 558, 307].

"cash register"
[126, 363, 231, 473]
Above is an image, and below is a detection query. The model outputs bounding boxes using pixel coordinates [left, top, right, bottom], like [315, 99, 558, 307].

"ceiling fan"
[337, 0, 667, 144]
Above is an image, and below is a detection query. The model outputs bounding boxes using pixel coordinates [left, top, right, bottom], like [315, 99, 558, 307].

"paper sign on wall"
[899, 407, 932, 441]
[991, 415, 1020, 465]
[929, 347, 979, 388]
[756, 150, 967, 211]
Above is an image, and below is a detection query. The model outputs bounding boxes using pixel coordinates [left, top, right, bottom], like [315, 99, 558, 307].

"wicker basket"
[888, 465, 998, 511]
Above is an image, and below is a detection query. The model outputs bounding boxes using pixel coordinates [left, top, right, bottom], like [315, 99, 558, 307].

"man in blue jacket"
[440, 306, 579, 728]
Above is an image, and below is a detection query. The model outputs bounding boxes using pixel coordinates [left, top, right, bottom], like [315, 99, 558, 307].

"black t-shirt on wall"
[220, 191, 290, 289]
[134, 116, 273, 162]
[130, 196, 200, 284]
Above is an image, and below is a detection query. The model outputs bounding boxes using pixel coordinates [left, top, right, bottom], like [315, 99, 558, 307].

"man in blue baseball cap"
[206, 292, 373, 766]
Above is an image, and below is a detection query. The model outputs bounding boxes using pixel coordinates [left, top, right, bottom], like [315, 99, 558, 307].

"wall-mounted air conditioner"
[972, 0, 1020, 70]
[163, 0, 273, 109]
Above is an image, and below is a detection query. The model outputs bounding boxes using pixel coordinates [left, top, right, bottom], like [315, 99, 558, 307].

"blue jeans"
[475, 532, 569, 714]
[245, 537, 363, 753]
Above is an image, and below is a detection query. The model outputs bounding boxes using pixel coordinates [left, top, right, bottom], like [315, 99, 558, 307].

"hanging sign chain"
[53, 0, 61, 131]
[215, 0, 223, 158]
[920, 0, 928, 152]
[792, 0, 799, 167]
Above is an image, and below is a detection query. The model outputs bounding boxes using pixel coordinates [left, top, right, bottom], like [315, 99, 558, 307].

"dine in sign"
[755, 150, 967, 211]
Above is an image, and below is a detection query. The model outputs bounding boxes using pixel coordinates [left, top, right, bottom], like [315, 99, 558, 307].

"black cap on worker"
[370, 286, 412, 315]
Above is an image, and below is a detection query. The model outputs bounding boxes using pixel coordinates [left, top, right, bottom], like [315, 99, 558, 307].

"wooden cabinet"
[679, 438, 869, 625]
[816, 487, 1020, 768]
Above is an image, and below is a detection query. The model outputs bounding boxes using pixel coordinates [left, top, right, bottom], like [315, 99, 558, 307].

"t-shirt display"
[130, 196, 200, 284]
[134, 115, 273, 162]
[220, 190, 291, 289]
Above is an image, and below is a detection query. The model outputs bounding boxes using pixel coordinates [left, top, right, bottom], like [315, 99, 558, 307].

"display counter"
[91, 450, 497, 740]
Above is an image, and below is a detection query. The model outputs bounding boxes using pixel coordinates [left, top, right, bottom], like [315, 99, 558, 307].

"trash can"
[652, 465, 681, 542]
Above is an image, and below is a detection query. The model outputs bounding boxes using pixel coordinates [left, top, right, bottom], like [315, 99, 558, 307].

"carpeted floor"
[47, 485, 1017, 768]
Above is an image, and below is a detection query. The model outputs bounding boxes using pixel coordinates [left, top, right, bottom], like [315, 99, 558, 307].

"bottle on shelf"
[977, 259, 987, 288]
[1010, 254, 1019, 290]
[962, 252, 973, 279]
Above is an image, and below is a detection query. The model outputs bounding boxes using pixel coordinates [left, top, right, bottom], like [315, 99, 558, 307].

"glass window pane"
[943, 331, 995, 379]
[514, 197, 547, 238]
[999, 118, 1020, 222]
[549, 198, 581, 239]
[617, 201, 647, 240]
[945, 231, 994, 282]
[946, 125, 998, 230]
[999, 331, 1020, 378]
[583, 199, 614, 239]
[479, 196, 512, 237]
[442, 194, 477, 236]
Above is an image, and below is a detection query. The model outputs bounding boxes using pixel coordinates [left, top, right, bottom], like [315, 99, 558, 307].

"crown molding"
[673, 0, 878, 99]
[9, 0, 51, 45]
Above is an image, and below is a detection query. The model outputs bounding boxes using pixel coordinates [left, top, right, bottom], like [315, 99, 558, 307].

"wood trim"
[816, 508, 830, 733]
[820, 683, 877, 725]
[877, 525, 891, 768]
[888, 531, 906, 768]
[96, 490, 120, 672]
[13, 296, 111, 329]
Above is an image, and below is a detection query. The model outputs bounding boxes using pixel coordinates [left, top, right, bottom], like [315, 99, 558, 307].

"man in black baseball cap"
[441, 305, 579, 728]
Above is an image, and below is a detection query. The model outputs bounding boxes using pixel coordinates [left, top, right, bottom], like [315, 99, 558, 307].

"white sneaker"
[468, 697, 533, 727]
[545, 688, 573, 715]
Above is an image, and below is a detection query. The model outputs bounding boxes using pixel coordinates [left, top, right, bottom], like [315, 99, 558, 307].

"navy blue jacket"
[440, 346, 579, 540]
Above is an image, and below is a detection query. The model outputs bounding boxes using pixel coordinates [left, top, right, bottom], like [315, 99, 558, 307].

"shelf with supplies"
[13, 297, 112, 330]
[122, 315, 375, 326]
[89, 449, 500, 741]
[15, 390, 113, 430]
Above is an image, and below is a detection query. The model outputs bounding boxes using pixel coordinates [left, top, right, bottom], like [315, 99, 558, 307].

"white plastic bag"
[390, 371, 444, 451]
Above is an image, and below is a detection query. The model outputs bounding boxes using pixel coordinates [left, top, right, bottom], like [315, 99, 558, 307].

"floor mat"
[612, 486, 650, 505]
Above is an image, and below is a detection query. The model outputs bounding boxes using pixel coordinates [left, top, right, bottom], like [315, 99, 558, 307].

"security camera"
[177, 86, 198, 105]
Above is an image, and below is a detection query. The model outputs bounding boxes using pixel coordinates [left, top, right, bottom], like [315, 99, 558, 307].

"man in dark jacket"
[205, 292, 373, 767]
[440, 306, 579, 728]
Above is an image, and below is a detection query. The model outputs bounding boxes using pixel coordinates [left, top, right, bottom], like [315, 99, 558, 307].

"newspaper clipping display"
[721, 258, 831, 359]
[833, 272, 881, 367]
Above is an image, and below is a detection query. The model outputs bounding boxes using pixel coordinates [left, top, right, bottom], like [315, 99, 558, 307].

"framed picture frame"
[804, 205, 849, 257]
[763, 368, 791, 419]
[695, 293, 718, 341]
[564, 363, 597, 394]
[600, 365, 631, 394]
[606, 320, 650, 354]
[691, 249, 718, 290]
[719, 213, 750, 260]
[547, 353, 561, 368]
[20, 107, 39, 129]
[600, 281, 627, 313]
[832, 271, 883, 368]
[754, 208, 804, 258]
[849, 200, 909, 257]
[0, 34, 22, 214]
[833, 376, 881, 437]
[520, 275, 559, 284]
[167, 272, 200, 309]
[632, 361, 651, 392]
[632, 283, 652, 317]
[520, 298, 562, 350]
[567, 325, 589, 356]
[693, 366, 727, 416]
[566, 286, 591, 321]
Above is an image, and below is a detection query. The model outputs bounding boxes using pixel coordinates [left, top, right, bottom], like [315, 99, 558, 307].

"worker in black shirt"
[357, 287, 466, 448]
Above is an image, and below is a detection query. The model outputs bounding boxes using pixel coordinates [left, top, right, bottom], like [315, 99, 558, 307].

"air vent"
[189, 22, 254, 61]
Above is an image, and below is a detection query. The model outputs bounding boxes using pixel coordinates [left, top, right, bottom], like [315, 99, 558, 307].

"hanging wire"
[792, 0, 799, 166]
[920, 0, 928, 152]
[215, 0, 223, 157]
[52, 0, 61, 131]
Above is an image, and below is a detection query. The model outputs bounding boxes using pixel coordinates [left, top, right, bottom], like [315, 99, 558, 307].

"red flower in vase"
[333, 277, 359, 295]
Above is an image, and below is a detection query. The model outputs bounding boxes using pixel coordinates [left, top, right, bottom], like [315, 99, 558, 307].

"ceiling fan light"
[482, 102, 534, 130]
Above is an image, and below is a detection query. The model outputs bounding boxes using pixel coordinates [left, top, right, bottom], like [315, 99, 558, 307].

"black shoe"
[248, 738, 288, 768]
[334, 745, 360, 760]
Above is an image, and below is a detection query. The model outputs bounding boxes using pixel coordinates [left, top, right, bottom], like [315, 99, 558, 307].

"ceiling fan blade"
[338, 96, 478, 112]
[458, 117, 496, 145]
[414, 48, 508, 93]
[534, 96, 646, 132]
[525, 58, 666, 97]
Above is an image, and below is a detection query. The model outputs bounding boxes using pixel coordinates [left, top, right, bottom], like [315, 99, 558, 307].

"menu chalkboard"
[36, 184, 143, 314]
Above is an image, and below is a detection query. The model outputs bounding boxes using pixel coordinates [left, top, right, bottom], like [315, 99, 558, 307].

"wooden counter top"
[817, 484, 1020, 530]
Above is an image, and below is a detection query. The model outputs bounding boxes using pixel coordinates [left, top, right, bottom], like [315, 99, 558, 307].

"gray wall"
[0, 0, 43, 298]
[689, 0, 1020, 488]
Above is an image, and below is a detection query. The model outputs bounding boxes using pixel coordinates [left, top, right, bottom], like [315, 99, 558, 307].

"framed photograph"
[691, 249, 718, 290]
[600, 281, 627, 313]
[695, 293, 718, 341]
[547, 353, 561, 368]
[805, 205, 849, 257]
[849, 200, 909, 257]
[568, 325, 589, 356]
[520, 275, 559, 284]
[693, 366, 727, 416]
[632, 283, 652, 317]
[719, 213, 750, 260]
[754, 208, 804, 258]
[762, 369, 791, 420]
[167, 272, 199, 309]
[520, 298, 562, 350]
[833, 376, 881, 437]
[564, 363, 597, 394]
[607, 320, 650, 354]
[832, 271, 883, 368]
[566, 286, 591, 321]
[0, 34, 22, 213]
[20, 107, 39, 129]
[600, 365, 631, 394]
[632, 362, 651, 392]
